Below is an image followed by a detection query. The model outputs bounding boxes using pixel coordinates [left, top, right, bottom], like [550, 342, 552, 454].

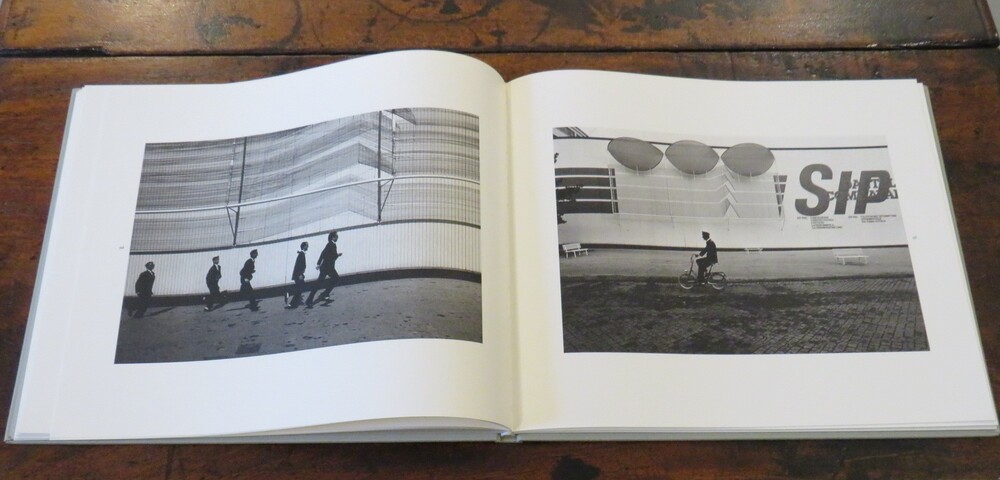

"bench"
[744, 247, 763, 254]
[833, 248, 869, 265]
[561, 243, 590, 258]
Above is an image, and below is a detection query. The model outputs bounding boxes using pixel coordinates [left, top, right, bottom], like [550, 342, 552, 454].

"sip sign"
[794, 164, 897, 216]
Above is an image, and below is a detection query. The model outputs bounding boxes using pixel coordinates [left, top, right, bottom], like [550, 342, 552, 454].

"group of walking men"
[130, 231, 342, 317]
[281, 230, 343, 310]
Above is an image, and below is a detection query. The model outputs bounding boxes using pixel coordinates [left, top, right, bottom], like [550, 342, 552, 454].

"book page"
[508, 71, 997, 435]
[10, 51, 515, 441]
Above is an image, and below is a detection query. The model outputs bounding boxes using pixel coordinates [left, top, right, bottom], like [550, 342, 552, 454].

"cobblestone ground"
[116, 278, 482, 363]
[561, 276, 928, 354]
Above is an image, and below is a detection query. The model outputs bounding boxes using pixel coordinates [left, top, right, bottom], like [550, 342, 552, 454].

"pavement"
[559, 247, 928, 354]
[115, 277, 482, 363]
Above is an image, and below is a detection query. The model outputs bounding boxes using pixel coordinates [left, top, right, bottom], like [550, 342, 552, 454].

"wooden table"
[2, 1, 999, 478]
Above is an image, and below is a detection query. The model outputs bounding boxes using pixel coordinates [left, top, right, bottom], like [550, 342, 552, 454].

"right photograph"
[554, 127, 928, 355]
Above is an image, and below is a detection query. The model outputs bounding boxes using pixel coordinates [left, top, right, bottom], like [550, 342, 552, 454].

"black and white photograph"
[116, 108, 482, 363]
[554, 127, 927, 355]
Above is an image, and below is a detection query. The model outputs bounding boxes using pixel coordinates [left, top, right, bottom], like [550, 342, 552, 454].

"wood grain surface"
[2, 0, 1000, 478]
[0, 0, 997, 55]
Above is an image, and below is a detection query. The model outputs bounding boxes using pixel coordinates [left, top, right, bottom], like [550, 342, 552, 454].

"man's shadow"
[228, 303, 261, 312]
[138, 306, 176, 318]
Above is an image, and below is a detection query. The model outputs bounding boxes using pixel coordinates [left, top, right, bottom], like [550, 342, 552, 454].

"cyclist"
[695, 231, 718, 285]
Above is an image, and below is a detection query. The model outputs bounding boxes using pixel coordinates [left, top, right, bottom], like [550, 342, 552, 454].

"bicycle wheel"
[708, 272, 727, 291]
[678, 273, 696, 290]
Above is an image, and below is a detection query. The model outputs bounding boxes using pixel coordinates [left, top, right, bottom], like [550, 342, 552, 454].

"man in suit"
[131, 261, 155, 318]
[240, 249, 259, 310]
[205, 256, 222, 311]
[695, 231, 718, 285]
[285, 242, 308, 308]
[306, 231, 342, 307]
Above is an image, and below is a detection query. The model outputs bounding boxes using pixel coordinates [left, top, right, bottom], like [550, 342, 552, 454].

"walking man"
[306, 231, 342, 307]
[131, 261, 155, 318]
[285, 242, 308, 308]
[240, 249, 259, 310]
[205, 256, 222, 311]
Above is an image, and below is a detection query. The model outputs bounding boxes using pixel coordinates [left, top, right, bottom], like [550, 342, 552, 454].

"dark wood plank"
[1, 50, 998, 478]
[0, 1, 997, 55]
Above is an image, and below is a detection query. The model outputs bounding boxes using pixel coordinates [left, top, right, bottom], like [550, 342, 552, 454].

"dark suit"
[293, 251, 307, 279]
[307, 241, 339, 305]
[205, 264, 222, 310]
[240, 258, 257, 305]
[287, 251, 307, 306]
[696, 239, 718, 283]
[133, 270, 155, 317]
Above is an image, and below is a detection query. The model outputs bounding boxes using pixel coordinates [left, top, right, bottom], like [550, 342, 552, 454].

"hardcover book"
[6, 51, 997, 442]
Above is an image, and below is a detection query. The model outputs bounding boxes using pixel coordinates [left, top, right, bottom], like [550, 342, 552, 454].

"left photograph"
[116, 108, 482, 363]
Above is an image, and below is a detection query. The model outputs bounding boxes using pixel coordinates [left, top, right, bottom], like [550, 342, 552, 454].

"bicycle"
[679, 254, 727, 291]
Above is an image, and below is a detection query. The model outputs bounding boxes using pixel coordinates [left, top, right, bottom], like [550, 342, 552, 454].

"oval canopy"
[607, 137, 663, 172]
[722, 143, 775, 177]
[664, 140, 719, 175]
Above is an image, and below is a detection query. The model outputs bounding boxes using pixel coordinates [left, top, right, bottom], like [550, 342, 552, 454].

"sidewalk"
[115, 277, 482, 363]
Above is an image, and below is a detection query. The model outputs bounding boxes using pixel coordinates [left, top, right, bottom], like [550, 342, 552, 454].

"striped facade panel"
[555, 167, 617, 215]
[125, 108, 480, 296]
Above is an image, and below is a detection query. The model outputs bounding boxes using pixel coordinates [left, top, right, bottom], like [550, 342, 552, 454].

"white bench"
[833, 248, 869, 265]
[561, 243, 590, 258]
[744, 247, 763, 254]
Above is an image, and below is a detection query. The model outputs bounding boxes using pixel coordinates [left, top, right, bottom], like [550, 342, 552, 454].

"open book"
[7, 51, 997, 442]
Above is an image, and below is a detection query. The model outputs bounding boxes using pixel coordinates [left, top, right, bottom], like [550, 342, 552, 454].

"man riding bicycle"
[695, 231, 718, 285]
